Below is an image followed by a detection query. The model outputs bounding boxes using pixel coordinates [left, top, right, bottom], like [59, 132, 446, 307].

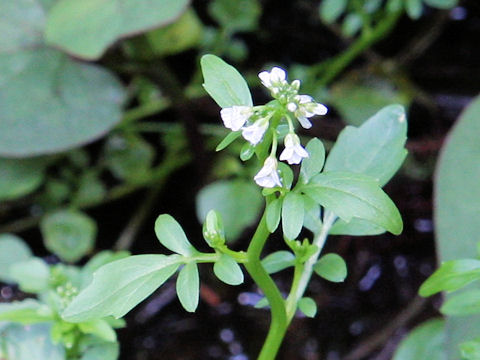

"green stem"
[315, 10, 402, 86]
[244, 207, 288, 360]
[285, 211, 337, 320]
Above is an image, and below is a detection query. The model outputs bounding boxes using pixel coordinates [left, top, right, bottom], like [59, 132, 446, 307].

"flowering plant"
[3, 55, 406, 359]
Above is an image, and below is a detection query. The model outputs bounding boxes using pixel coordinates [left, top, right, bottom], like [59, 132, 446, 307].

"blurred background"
[0, 0, 479, 359]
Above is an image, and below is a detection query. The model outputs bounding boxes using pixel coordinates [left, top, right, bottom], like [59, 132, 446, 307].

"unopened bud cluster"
[219, 67, 327, 188]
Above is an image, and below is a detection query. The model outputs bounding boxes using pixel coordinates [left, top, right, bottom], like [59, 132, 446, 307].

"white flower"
[258, 67, 287, 89]
[242, 119, 269, 145]
[254, 157, 282, 188]
[280, 133, 309, 165]
[220, 106, 253, 131]
[294, 95, 328, 129]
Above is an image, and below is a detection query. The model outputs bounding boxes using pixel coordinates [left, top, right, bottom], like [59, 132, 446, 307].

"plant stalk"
[285, 211, 337, 320]
[244, 209, 288, 360]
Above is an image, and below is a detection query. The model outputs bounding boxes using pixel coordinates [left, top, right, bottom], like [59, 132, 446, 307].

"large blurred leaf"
[0, 299, 54, 324]
[0, 158, 46, 200]
[0, 234, 32, 283]
[196, 180, 263, 241]
[143, 9, 203, 56]
[45, 0, 190, 59]
[0, 324, 65, 360]
[319, 0, 348, 24]
[104, 134, 155, 184]
[63, 254, 181, 321]
[435, 95, 480, 357]
[325, 105, 408, 186]
[330, 75, 410, 127]
[208, 0, 261, 32]
[0, 0, 125, 157]
[40, 209, 97, 262]
[10, 258, 50, 294]
[393, 318, 446, 360]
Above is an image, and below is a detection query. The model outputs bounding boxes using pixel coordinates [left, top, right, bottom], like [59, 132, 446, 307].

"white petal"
[313, 103, 328, 115]
[279, 147, 295, 162]
[270, 67, 286, 82]
[297, 116, 312, 129]
[220, 106, 251, 131]
[296, 95, 313, 104]
[242, 121, 268, 145]
[294, 144, 309, 158]
[258, 71, 272, 88]
[254, 157, 282, 188]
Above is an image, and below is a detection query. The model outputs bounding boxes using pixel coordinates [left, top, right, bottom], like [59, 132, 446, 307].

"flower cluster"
[219, 67, 327, 188]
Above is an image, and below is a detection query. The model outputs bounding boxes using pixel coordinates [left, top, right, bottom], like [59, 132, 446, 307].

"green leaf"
[201, 54, 253, 108]
[460, 340, 480, 360]
[363, 0, 383, 13]
[266, 198, 282, 233]
[303, 195, 322, 234]
[387, 0, 404, 12]
[80, 342, 119, 360]
[435, 95, 480, 356]
[213, 254, 244, 285]
[216, 131, 242, 151]
[155, 214, 197, 256]
[300, 138, 325, 184]
[72, 172, 106, 207]
[392, 318, 446, 360]
[342, 13, 363, 37]
[196, 180, 263, 241]
[405, 0, 423, 19]
[314, 253, 347, 282]
[0, 158, 46, 200]
[419, 260, 480, 297]
[298, 297, 317, 318]
[142, 9, 203, 56]
[0, 0, 126, 158]
[0, 300, 54, 324]
[45, 0, 190, 59]
[208, 0, 260, 32]
[0, 234, 32, 283]
[41, 210, 97, 262]
[330, 75, 411, 128]
[423, 0, 458, 9]
[81, 251, 130, 287]
[78, 319, 116, 342]
[62, 254, 181, 321]
[177, 262, 200, 312]
[278, 162, 294, 190]
[1, 324, 65, 360]
[325, 105, 408, 186]
[282, 192, 305, 240]
[104, 134, 155, 184]
[330, 218, 386, 236]
[441, 289, 480, 316]
[319, 0, 348, 23]
[304, 172, 403, 235]
[240, 142, 255, 161]
[10, 258, 50, 293]
[261, 251, 295, 274]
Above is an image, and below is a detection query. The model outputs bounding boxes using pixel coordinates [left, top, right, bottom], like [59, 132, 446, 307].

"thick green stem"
[244, 210, 288, 360]
[285, 211, 337, 320]
[315, 10, 402, 86]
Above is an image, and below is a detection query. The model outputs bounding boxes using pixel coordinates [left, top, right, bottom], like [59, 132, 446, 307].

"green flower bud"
[202, 210, 226, 248]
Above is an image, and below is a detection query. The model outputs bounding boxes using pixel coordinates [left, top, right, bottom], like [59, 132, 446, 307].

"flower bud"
[202, 210, 226, 248]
